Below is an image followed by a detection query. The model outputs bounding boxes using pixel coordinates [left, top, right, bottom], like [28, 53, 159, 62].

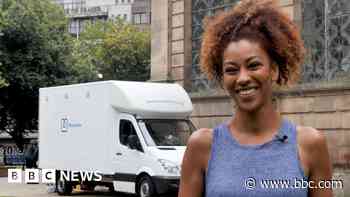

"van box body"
[39, 81, 194, 195]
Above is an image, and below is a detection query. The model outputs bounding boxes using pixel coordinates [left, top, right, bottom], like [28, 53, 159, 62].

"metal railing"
[64, 6, 108, 18]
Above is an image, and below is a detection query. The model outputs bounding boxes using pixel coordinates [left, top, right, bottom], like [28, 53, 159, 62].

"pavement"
[0, 177, 117, 197]
[0, 177, 176, 197]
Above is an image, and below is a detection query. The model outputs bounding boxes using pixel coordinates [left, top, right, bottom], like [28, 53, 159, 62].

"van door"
[113, 114, 145, 194]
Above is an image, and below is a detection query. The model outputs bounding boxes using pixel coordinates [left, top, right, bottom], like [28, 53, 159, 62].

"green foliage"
[0, 4, 7, 88]
[0, 61, 8, 88]
[71, 39, 101, 82]
[0, 0, 95, 149]
[75, 18, 151, 81]
[0, 1, 149, 149]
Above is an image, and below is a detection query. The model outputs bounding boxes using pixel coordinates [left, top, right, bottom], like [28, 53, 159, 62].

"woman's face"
[222, 39, 277, 112]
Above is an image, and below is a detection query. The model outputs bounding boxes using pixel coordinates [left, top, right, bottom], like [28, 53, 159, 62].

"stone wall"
[278, 89, 350, 170]
[169, 0, 185, 86]
[150, 0, 191, 87]
[169, 0, 193, 88]
[150, 0, 170, 82]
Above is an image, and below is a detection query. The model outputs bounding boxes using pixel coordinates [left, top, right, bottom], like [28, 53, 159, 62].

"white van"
[39, 81, 195, 196]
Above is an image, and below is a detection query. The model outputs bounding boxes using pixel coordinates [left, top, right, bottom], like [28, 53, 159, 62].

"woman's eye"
[224, 67, 239, 74]
[248, 62, 261, 70]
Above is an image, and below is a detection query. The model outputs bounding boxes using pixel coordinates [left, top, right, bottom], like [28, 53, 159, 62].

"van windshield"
[138, 119, 195, 146]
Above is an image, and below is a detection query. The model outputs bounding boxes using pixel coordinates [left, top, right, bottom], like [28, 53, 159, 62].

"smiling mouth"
[235, 87, 258, 96]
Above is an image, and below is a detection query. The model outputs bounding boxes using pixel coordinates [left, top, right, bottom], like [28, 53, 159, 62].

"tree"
[0, 8, 8, 88]
[75, 18, 151, 81]
[0, 0, 95, 149]
[0, 63, 8, 88]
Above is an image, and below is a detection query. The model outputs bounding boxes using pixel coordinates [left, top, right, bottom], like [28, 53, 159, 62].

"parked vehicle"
[39, 81, 195, 196]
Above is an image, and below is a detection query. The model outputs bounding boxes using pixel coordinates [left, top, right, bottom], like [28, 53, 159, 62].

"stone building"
[151, 0, 350, 195]
[53, 0, 151, 37]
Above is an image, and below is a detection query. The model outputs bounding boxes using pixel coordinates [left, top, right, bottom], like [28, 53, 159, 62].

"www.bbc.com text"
[244, 177, 343, 190]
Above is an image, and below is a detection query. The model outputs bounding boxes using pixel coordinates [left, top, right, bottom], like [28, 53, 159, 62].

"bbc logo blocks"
[8, 169, 102, 184]
[25, 169, 40, 183]
[8, 169, 56, 184]
[8, 169, 22, 183]
[41, 169, 56, 183]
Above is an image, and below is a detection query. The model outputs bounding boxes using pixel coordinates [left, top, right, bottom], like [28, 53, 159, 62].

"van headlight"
[158, 159, 180, 175]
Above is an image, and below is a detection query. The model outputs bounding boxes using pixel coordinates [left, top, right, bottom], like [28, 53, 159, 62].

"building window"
[68, 20, 79, 35]
[56, 0, 86, 14]
[301, 0, 350, 82]
[141, 13, 148, 24]
[134, 14, 140, 24]
[116, 0, 118, 4]
[124, 14, 127, 20]
[133, 13, 149, 24]
[121, 0, 125, 3]
[191, 0, 239, 92]
[190, 0, 350, 92]
[79, 20, 86, 34]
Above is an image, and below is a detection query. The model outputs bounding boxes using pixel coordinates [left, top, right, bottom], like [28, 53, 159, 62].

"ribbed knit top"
[205, 119, 308, 197]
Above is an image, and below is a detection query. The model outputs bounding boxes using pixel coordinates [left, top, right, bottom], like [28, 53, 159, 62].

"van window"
[138, 120, 195, 146]
[119, 120, 140, 147]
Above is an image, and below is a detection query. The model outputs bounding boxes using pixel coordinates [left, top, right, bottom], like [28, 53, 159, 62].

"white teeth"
[238, 88, 256, 95]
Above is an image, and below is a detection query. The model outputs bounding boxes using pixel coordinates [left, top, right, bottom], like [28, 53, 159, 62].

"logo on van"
[60, 118, 82, 132]
[61, 118, 69, 132]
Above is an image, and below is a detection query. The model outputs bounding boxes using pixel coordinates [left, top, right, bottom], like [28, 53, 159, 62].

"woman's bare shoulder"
[182, 128, 214, 172]
[187, 128, 213, 151]
[296, 126, 330, 177]
[297, 126, 327, 150]
[179, 128, 214, 196]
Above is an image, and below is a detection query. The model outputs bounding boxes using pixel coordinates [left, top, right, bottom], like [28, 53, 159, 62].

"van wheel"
[107, 183, 115, 193]
[138, 176, 156, 197]
[56, 178, 73, 195]
[81, 183, 95, 191]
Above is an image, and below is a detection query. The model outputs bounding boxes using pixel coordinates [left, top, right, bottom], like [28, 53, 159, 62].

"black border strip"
[113, 173, 137, 182]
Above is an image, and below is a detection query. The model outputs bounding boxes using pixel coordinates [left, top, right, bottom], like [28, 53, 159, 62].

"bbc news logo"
[8, 169, 102, 184]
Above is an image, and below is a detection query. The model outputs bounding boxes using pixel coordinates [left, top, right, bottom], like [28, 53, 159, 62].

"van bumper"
[152, 176, 180, 194]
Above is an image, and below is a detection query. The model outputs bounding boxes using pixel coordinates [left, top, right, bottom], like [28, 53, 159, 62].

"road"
[0, 177, 176, 197]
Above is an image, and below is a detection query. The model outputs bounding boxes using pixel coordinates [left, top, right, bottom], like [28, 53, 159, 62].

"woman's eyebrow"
[223, 56, 260, 66]
[245, 56, 260, 63]
[223, 60, 239, 66]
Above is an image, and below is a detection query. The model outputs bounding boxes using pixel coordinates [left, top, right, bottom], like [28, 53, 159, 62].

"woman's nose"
[237, 68, 251, 85]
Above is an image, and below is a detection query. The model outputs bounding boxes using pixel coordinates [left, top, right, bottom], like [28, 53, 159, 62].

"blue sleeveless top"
[205, 119, 308, 197]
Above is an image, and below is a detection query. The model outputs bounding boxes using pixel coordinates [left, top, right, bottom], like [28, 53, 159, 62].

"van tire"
[137, 176, 156, 197]
[56, 175, 73, 195]
[108, 185, 115, 193]
[81, 182, 95, 191]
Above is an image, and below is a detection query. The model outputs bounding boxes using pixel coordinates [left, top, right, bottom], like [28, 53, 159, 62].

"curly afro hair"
[200, 0, 305, 85]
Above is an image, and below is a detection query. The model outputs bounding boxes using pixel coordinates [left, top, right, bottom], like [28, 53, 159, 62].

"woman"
[178, 0, 332, 197]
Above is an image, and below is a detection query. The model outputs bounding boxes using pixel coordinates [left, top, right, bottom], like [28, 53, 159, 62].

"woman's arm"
[299, 127, 333, 197]
[178, 128, 212, 197]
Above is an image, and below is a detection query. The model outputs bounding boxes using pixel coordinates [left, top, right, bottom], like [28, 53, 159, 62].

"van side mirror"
[127, 135, 143, 152]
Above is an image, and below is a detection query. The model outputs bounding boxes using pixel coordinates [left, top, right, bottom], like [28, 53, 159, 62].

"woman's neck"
[232, 104, 281, 135]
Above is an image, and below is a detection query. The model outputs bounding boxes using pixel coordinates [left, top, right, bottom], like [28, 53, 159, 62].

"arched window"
[190, 0, 350, 92]
[191, 0, 239, 92]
